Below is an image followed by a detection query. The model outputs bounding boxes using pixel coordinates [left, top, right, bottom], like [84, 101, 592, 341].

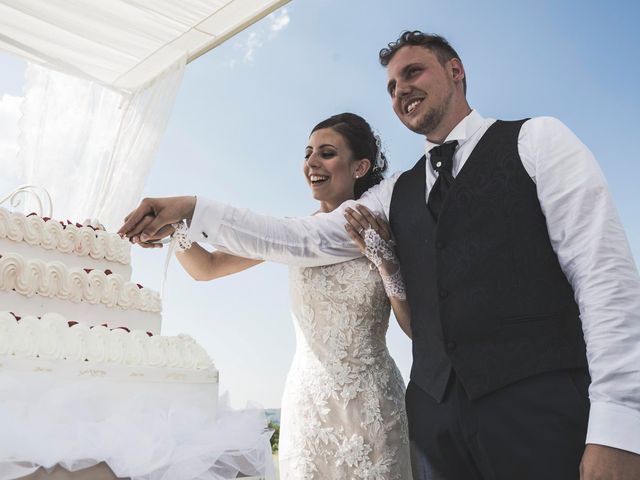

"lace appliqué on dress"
[280, 257, 411, 480]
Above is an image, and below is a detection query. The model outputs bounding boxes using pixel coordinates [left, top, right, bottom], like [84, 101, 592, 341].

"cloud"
[0, 94, 22, 176]
[269, 8, 290, 33]
[235, 7, 291, 64]
[243, 32, 264, 63]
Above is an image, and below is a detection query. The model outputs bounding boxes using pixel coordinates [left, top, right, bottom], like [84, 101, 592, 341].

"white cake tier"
[0, 289, 161, 333]
[0, 252, 161, 333]
[0, 252, 159, 311]
[0, 207, 131, 269]
[0, 237, 132, 279]
[0, 343, 218, 384]
[0, 312, 216, 375]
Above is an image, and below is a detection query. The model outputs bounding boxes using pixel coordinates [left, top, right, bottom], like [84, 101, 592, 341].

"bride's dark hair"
[311, 113, 388, 199]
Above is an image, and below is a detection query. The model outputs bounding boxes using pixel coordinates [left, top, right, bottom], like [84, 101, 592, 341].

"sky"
[0, 0, 639, 408]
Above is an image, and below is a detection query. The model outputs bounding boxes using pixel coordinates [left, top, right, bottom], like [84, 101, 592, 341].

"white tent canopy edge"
[0, 0, 291, 93]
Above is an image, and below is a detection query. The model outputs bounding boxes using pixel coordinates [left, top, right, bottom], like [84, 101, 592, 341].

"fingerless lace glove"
[363, 228, 406, 300]
[171, 221, 193, 253]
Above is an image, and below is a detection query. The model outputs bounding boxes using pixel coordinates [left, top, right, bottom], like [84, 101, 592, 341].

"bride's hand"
[344, 205, 398, 275]
[345, 205, 407, 301]
[344, 204, 392, 249]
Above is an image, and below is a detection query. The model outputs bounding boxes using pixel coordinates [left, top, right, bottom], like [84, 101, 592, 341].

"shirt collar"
[424, 109, 485, 155]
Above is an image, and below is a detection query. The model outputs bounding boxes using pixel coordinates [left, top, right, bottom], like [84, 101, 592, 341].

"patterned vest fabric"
[389, 120, 588, 402]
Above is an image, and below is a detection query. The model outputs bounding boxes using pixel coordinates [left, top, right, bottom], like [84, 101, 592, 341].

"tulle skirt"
[0, 366, 275, 480]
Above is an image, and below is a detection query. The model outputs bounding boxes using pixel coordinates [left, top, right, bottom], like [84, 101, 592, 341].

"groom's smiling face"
[386, 45, 457, 137]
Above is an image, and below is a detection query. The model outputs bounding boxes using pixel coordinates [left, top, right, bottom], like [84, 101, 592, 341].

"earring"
[355, 175, 359, 179]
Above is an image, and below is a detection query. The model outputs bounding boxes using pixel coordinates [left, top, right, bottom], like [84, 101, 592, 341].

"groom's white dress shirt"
[188, 110, 640, 455]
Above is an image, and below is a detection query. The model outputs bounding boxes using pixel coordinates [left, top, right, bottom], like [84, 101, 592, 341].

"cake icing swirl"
[0, 312, 213, 370]
[0, 253, 160, 313]
[0, 208, 130, 265]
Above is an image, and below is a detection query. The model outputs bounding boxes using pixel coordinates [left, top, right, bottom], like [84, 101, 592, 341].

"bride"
[133, 113, 412, 479]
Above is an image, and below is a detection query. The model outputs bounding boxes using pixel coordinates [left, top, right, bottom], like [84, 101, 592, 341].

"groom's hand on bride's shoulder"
[580, 444, 640, 479]
[118, 196, 196, 244]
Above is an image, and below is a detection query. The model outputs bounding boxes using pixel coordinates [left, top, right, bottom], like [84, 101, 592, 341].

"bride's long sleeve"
[187, 173, 400, 267]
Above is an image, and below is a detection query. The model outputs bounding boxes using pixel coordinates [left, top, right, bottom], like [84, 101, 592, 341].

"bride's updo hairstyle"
[311, 113, 388, 200]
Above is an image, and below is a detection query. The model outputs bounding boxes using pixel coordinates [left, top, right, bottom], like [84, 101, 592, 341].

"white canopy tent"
[0, 0, 290, 92]
[0, 0, 290, 228]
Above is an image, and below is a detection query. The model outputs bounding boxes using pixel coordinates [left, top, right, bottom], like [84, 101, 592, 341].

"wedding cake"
[0, 202, 237, 480]
[0, 205, 217, 385]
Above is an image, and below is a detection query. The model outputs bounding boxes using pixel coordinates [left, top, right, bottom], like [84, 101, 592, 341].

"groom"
[119, 31, 640, 479]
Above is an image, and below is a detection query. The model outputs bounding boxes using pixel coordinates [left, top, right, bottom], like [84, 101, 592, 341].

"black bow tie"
[427, 141, 458, 221]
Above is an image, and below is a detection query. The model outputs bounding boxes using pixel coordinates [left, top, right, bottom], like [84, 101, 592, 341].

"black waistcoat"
[389, 120, 587, 401]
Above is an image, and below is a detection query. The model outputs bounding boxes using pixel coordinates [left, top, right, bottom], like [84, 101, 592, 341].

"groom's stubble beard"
[411, 88, 454, 137]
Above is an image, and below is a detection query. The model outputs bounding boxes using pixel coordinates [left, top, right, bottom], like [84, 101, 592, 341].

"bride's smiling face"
[304, 128, 360, 212]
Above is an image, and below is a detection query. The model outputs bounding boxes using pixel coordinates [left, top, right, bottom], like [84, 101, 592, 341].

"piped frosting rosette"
[0, 253, 159, 312]
[0, 207, 130, 265]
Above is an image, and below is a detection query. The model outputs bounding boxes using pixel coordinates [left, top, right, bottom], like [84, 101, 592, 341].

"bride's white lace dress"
[279, 257, 411, 479]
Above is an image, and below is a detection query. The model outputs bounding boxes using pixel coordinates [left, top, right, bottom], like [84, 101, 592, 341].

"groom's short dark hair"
[379, 31, 467, 94]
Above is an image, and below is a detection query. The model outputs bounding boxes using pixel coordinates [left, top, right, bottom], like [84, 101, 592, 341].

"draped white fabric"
[0, 0, 289, 92]
[0, 92, 21, 180]
[18, 59, 185, 229]
[0, 368, 276, 480]
[0, 0, 290, 227]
